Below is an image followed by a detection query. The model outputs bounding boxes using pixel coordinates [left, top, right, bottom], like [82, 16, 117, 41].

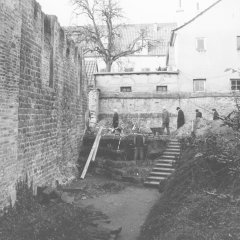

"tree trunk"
[106, 61, 113, 72]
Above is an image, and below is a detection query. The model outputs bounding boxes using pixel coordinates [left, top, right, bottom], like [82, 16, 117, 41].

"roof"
[169, 0, 223, 47]
[173, 0, 223, 32]
[67, 22, 177, 57]
[167, 0, 224, 66]
[85, 60, 98, 86]
[116, 23, 177, 56]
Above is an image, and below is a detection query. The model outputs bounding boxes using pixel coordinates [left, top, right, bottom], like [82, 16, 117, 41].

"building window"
[124, 67, 134, 72]
[156, 85, 168, 92]
[179, 0, 182, 8]
[141, 68, 150, 72]
[193, 79, 206, 92]
[196, 38, 206, 52]
[231, 79, 240, 91]
[120, 86, 132, 92]
[196, 2, 200, 10]
[237, 36, 240, 51]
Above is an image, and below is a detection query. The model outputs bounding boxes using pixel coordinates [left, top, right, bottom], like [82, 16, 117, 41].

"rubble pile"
[94, 118, 152, 135]
[175, 118, 235, 139]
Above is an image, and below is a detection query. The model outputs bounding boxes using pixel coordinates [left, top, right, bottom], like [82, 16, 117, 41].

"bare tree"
[71, 0, 150, 72]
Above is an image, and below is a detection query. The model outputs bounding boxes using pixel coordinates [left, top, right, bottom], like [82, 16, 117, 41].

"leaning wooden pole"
[92, 133, 102, 162]
[80, 126, 103, 179]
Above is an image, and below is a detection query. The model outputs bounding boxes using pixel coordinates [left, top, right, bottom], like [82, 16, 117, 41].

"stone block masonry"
[99, 95, 237, 131]
[0, 0, 88, 208]
[95, 73, 238, 131]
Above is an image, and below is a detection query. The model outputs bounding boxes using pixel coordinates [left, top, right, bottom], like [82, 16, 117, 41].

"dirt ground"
[73, 176, 159, 240]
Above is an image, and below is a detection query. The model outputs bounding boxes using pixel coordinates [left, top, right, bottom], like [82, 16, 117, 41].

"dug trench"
[79, 134, 168, 182]
[71, 134, 169, 239]
[0, 134, 169, 240]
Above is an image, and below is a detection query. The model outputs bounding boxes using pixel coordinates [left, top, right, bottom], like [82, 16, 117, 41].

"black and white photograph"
[0, 0, 240, 239]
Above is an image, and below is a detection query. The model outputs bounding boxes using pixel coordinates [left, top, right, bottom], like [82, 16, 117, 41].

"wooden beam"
[80, 126, 103, 179]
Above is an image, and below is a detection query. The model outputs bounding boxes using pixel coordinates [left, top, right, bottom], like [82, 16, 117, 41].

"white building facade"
[168, 0, 240, 93]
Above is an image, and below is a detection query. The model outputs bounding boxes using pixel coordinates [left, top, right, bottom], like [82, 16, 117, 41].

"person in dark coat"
[162, 107, 170, 135]
[196, 109, 202, 118]
[176, 107, 185, 129]
[112, 109, 119, 129]
[212, 109, 219, 120]
[112, 109, 122, 134]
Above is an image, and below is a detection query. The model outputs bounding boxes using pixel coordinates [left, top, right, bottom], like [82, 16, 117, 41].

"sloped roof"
[85, 60, 98, 86]
[67, 22, 177, 57]
[167, 0, 224, 66]
[173, 0, 223, 32]
[117, 23, 177, 55]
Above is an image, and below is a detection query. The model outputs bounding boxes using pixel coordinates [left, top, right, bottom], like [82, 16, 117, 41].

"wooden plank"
[92, 132, 102, 162]
[81, 126, 103, 179]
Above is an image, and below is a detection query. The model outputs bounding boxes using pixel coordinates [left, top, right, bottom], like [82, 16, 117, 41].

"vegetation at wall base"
[139, 132, 240, 240]
[0, 177, 109, 240]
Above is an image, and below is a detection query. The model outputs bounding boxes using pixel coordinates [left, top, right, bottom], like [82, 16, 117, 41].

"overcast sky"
[37, 0, 216, 26]
[37, 0, 178, 26]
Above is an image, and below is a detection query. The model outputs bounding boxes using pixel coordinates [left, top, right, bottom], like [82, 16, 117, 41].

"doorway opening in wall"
[193, 79, 206, 92]
[120, 86, 132, 92]
[230, 79, 240, 91]
[156, 85, 168, 92]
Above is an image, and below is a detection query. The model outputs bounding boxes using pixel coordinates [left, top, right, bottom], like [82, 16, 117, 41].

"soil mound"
[175, 119, 235, 139]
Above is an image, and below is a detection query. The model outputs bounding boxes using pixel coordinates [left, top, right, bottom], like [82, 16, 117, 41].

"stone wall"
[95, 72, 179, 93]
[96, 73, 238, 131]
[0, 0, 88, 207]
[99, 96, 237, 131]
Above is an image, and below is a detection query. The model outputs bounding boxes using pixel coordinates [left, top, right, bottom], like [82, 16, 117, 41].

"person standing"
[176, 107, 185, 129]
[162, 107, 170, 135]
[212, 108, 219, 120]
[112, 109, 119, 129]
[195, 109, 202, 119]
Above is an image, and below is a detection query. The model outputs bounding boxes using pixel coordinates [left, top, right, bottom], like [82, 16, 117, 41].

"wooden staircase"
[144, 139, 181, 187]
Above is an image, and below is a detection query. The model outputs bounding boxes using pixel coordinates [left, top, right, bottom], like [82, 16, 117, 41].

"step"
[156, 158, 176, 162]
[165, 148, 180, 151]
[150, 172, 172, 177]
[155, 161, 175, 165]
[144, 180, 160, 187]
[163, 151, 180, 155]
[160, 155, 177, 159]
[152, 167, 175, 172]
[167, 146, 180, 149]
[155, 163, 174, 168]
[165, 150, 180, 153]
[168, 144, 181, 147]
[146, 176, 167, 181]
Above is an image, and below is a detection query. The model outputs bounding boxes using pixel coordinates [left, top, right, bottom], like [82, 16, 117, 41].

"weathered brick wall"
[0, 0, 88, 207]
[0, 0, 21, 206]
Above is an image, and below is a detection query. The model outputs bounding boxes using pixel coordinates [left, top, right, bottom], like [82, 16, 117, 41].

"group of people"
[161, 107, 220, 135]
[110, 107, 220, 161]
[161, 106, 185, 135]
[111, 107, 220, 136]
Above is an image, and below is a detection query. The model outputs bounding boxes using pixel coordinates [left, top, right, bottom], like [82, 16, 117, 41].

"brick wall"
[0, 0, 21, 206]
[0, 0, 88, 208]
